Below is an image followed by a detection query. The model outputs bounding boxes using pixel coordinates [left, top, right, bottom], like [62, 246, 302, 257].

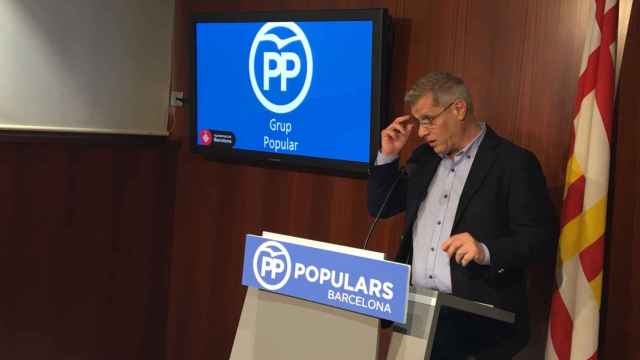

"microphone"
[363, 163, 417, 249]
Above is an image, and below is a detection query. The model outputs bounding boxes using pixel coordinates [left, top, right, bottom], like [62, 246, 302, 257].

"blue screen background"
[195, 21, 373, 163]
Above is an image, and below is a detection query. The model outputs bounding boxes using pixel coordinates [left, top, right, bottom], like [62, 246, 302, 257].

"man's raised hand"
[381, 115, 415, 156]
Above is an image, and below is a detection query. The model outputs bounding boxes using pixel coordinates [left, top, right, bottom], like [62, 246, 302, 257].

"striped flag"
[546, 0, 618, 359]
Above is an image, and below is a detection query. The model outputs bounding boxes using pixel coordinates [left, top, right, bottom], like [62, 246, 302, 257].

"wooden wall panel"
[0, 141, 176, 360]
[602, 1, 640, 359]
[167, 0, 637, 359]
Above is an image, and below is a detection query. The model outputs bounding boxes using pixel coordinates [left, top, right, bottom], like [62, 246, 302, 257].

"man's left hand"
[441, 233, 486, 266]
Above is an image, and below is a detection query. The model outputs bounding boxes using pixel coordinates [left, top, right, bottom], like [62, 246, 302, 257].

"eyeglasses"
[415, 101, 455, 127]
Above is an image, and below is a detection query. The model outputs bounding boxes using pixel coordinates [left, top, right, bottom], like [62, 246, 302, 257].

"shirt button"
[428, 275, 433, 279]
[437, 221, 442, 225]
[450, 168, 455, 172]
[444, 194, 448, 199]
[430, 247, 435, 251]
[467, 155, 471, 159]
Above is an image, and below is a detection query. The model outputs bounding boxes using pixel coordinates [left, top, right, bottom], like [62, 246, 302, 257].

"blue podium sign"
[241, 234, 410, 323]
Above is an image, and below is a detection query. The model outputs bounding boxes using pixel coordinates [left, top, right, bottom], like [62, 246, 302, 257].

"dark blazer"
[368, 126, 557, 355]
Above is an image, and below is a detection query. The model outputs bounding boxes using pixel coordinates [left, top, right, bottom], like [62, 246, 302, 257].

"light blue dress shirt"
[376, 123, 489, 293]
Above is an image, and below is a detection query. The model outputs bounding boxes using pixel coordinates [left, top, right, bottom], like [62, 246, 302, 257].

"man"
[368, 72, 556, 359]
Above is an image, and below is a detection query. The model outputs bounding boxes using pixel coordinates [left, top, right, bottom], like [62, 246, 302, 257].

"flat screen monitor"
[191, 9, 391, 177]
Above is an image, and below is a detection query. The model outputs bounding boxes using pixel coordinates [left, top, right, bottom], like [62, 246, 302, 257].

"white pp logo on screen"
[252, 240, 292, 291]
[249, 22, 313, 114]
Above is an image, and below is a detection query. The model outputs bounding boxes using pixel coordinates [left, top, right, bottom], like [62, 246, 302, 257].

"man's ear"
[454, 99, 467, 120]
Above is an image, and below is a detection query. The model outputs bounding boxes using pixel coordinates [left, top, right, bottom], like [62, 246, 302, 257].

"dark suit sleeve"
[485, 150, 557, 272]
[367, 158, 407, 218]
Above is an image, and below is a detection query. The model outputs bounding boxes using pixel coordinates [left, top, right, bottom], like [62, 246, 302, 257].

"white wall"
[0, 0, 174, 135]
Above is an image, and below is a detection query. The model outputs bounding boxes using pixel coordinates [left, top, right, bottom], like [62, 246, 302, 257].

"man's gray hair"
[404, 72, 474, 114]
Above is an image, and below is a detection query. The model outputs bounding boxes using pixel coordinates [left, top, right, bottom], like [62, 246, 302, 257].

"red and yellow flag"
[546, 0, 618, 359]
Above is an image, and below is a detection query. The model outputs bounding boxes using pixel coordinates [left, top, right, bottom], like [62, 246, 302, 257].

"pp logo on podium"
[252, 240, 292, 291]
[249, 22, 313, 114]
